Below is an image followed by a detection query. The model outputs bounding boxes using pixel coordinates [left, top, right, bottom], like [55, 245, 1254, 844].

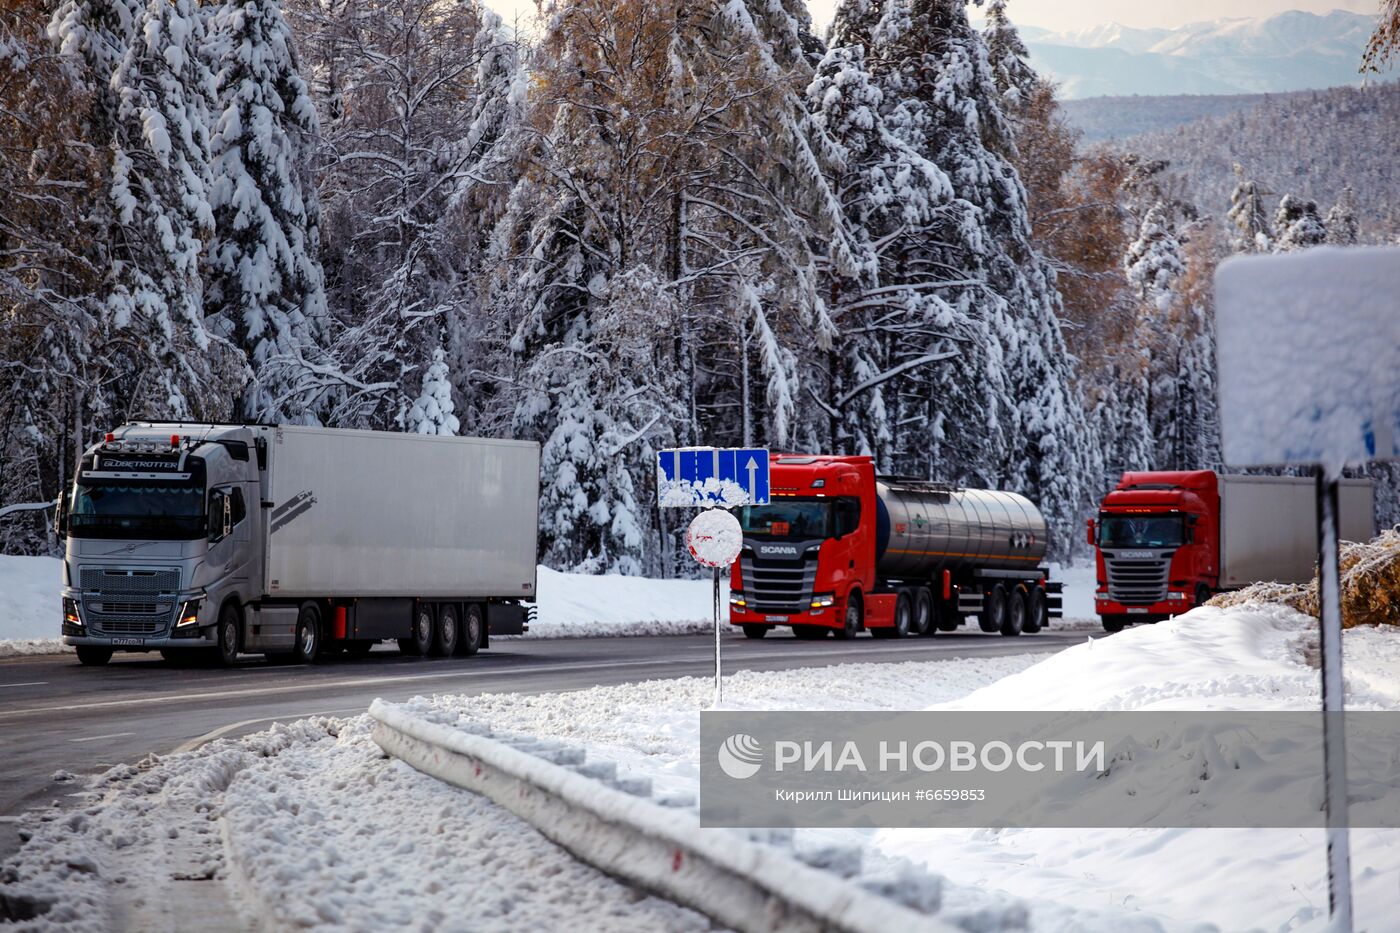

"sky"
[486, 2, 1379, 34]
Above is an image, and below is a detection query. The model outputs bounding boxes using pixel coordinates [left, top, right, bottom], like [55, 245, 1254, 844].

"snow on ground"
[401, 604, 1400, 933]
[0, 555, 66, 658]
[0, 717, 712, 932]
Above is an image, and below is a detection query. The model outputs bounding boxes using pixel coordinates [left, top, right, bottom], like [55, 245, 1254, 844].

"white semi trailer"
[60, 423, 540, 666]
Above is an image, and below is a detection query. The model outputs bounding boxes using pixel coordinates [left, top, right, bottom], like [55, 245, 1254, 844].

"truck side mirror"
[209, 490, 229, 542]
[222, 495, 233, 539]
[1086, 519, 1096, 546]
[54, 496, 68, 537]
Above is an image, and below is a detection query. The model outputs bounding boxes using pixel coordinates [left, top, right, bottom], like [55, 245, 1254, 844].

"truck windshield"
[1098, 514, 1185, 548]
[739, 500, 830, 539]
[68, 482, 206, 540]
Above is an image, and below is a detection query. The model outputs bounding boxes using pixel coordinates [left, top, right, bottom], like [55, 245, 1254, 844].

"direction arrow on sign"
[657, 447, 770, 508]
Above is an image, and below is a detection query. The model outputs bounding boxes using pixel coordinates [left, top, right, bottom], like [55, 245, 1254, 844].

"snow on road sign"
[657, 448, 769, 508]
[686, 510, 743, 568]
[1215, 246, 1400, 469]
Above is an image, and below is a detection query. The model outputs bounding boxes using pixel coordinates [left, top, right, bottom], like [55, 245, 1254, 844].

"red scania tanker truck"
[727, 454, 1061, 638]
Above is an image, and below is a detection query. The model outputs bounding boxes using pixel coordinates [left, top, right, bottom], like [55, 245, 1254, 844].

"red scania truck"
[1091, 470, 1375, 632]
[727, 454, 1061, 639]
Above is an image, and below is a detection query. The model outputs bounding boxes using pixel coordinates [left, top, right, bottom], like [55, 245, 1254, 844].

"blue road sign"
[657, 448, 769, 508]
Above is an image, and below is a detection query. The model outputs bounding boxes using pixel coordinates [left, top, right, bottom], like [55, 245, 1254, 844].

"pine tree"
[1324, 186, 1359, 245]
[1226, 163, 1272, 253]
[982, 0, 1038, 111]
[828, 0, 1093, 551]
[1273, 194, 1328, 251]
[203, 0, 333, 424]
[107, 0, 244, 419]
[406, 347, 460, 436]
[1124, 200, 1187, 469]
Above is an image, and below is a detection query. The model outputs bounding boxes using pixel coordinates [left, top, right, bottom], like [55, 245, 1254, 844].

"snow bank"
[527, 565, 722, 637]
[0, 555, 66, 657]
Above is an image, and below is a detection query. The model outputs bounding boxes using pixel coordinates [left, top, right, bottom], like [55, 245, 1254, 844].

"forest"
[1, 0, 1395, 572]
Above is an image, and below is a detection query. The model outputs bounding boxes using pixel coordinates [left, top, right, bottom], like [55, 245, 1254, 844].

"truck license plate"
[765, 615, 787, 622]
[1126, 608, 1149, 614]
[110, 637, 145, 646]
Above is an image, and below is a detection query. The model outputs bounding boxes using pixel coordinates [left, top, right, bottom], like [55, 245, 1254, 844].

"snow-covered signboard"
[1215, 246, 1400, 468]
[657, 448, 769, 508]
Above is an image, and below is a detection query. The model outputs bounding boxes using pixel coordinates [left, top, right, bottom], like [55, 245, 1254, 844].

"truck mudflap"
[486, 602, 530, 636]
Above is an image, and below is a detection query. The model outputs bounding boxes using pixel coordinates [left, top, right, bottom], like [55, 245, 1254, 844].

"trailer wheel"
[741, 624, 770, 639]
[835, 592, 863, 640]
[76, 646, 112, 666]
[1023, 586, 1045, 634]
[459, 604, 484, 656]
[982, 585, 1007, 634]
[292, 602, 322, 664]
[936, 610, 962, 633]
[1001, 586, 1026, 637]
[912, 588, 933, 637]
[399, 603, 433, 656]
[432, 604, 459, 657]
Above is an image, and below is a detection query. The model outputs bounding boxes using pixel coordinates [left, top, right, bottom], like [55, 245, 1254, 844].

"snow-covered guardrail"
[369, 700, 956, 933]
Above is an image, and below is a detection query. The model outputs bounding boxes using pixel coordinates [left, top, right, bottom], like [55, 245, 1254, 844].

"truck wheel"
[213, 602, 242, 666]
[1195, 584, 1212, 608]
[981, 585, 1007, 633]
[912, 589, 933, 637]
[1001, 586, 1025, 637]
[835, 592, 863, 640]
[936, 610, 961, 632]
[400, 603, 434, 656]
[1023, 586, 1045, 634]
[292, 603, 321, 664]
[741, 624, 770, 639]
[76, 646, 113, 666]
[432, 604, 460, 657]
[1102, 615, 1126, 633]
[458, 604, 484, 657]
[875, 591, 912, 639]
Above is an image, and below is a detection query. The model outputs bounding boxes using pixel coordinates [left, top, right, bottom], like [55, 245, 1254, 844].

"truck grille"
[80, 568, 179, 637]
[1105, 556, 1171, 605]
[740, 557, 818, 614]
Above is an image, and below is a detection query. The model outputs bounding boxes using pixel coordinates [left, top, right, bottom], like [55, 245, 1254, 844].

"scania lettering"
[59, 423, 540, 666]
[728, 454, 1061, 639]
[1090, 470, 1374, 632]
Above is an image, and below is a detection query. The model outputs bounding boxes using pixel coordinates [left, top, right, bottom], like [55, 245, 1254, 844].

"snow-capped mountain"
[1021, 9, 1384, 99]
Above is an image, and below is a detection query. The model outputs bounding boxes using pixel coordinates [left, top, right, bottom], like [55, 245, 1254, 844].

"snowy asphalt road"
[0, 628, 1093, 860]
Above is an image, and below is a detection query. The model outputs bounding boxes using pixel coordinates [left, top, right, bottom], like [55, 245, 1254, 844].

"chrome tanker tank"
[874, 480, 1049, 578]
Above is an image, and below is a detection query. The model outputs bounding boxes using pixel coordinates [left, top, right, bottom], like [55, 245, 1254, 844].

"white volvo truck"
[59, 423, 540, 666]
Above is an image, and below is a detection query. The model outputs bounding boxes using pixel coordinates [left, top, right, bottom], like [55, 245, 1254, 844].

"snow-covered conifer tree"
[1273, 194, 1327, 251]
[1325, 186, 1359, 245]
[406, 347, 460, 436]
[203, 0, 333, 423]
[982, 0, 1038, 111]
[1226, 163, 1272, 253]
[107, 0, 243, 418]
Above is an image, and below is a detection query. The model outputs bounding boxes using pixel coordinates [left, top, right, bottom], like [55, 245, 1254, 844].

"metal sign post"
[1215, 246, 1400, 931]
[660, 448, 768, 709]
[1316, 469, 1352, 930]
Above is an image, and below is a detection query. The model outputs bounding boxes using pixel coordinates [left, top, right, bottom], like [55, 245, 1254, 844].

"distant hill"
[1110, 82, 1400, 242]
[1062, 91, 1305, 143]
[1022, 10, 1386, 100]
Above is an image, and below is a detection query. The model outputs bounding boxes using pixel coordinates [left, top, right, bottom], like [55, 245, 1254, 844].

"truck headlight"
[1167, 592, 1187, 601]
[176, 599, 203, 626]
[63, 597, 84, 634]
[728, 594, 747, 608]
[810, 593, 835, 609]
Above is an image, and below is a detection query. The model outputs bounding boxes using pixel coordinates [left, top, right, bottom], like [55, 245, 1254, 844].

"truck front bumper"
[1095, 594, 1192, 622]
[729, 604, 840, 629]
[63, 629, 219, 650]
